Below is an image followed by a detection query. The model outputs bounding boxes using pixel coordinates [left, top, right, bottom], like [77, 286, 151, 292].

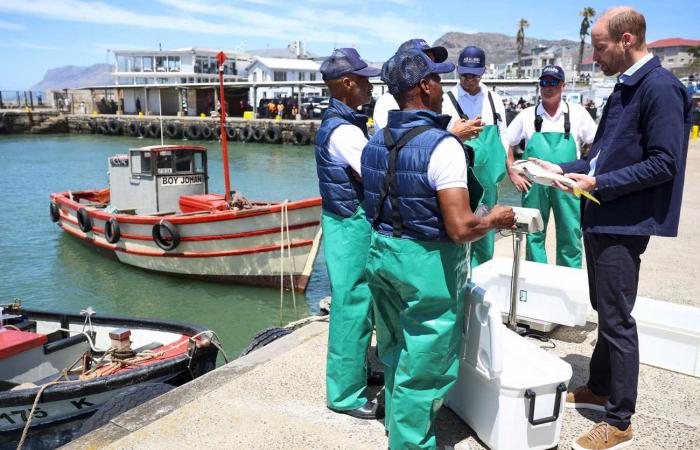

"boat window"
[157, 151, 173, 174]
[130, 151, 152, 175]
[193, 152, 205, 173]
[175, 152, 192, 172]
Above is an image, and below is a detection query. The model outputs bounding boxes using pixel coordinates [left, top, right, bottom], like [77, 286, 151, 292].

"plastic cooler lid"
[0, 329, 48, 360]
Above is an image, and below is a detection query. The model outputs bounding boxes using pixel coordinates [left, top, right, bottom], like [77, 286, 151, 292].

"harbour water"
[0, 133, 520, 359]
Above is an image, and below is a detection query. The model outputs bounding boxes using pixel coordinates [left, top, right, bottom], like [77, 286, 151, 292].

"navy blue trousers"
[583, 232, 649, 430]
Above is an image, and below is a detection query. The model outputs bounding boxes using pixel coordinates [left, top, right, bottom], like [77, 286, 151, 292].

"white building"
[247, 57, 322, 103]
[648, 38, 700, 72]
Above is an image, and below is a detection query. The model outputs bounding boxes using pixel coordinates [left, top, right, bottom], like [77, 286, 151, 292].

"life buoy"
[165, 122, 181, 139]
[152, 220, 180, 251]
[146, 123, 160, 138]
[263, 127, 281, 143]
[50, 202, 60, 222]
[225, 126, 237, 140]
[200, 126, 213, 140]
[127, 121, 139, 136]
[104, 217, 121, 244]
[185, 124, 201, 140]
[108, 120, 122, 135]
[239, 126, 253, 141]
[251, 127, 264, 142]
[98, 121, 110, 135]
[77, 208, 93, 233]
[290, 128, 309, 145]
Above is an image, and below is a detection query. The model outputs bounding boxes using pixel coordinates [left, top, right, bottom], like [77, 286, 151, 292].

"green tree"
[516, 18, 529, 78]
[578, 7, 596, 80]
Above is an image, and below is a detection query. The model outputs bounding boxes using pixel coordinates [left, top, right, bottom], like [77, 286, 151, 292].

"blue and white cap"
[540, 65, 565, 81]
[457, 46, 486, 76]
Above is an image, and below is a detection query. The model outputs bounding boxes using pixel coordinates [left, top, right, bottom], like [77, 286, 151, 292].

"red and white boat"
[49, 145, 322, 291]
[50, 52, 322, 292]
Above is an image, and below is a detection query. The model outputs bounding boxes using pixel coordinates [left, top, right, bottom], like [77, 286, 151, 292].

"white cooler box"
[446, 284, 572, 450]
[471, 257, 590, 327]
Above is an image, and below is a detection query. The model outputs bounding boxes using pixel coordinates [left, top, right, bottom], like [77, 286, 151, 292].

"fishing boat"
[50, 51, 322, 292]
[0, 302, 219, 446]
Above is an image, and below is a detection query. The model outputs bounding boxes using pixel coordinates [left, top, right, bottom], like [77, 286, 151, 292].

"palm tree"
[516, 19, 529, 78]
[578, 7, 596, 80]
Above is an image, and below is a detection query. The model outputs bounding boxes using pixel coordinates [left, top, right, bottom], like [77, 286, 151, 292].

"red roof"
[581, 55, 595, 65]
[648, 38, 700, 49]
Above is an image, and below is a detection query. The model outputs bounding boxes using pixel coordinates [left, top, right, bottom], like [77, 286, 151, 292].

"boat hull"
[51, 192, 323, 292]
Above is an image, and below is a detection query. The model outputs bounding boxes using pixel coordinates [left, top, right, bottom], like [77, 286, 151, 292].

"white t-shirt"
[372, 93, 399, 132]
[442, 83, 510, 152]
[327, 124, 367, 175]
[427, 137, 468, 191]
[506, 102, 597, 157]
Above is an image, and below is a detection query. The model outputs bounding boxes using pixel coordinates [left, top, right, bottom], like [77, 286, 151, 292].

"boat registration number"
[159, 175, 204, 186]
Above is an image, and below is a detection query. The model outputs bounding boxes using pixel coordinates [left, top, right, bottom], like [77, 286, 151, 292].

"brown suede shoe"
[572, 422, 633, 450]
[565, 385, 608, 412]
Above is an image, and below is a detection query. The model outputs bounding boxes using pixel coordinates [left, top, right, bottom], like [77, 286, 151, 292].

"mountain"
[31, 64, 113, 91]
[433, 32, 592, 65]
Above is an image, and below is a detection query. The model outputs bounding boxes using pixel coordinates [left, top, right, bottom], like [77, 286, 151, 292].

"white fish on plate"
[511, 160, 601, 204]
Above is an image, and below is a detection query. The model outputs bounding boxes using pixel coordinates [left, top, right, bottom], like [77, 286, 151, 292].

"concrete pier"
[65, 139, 700, 450]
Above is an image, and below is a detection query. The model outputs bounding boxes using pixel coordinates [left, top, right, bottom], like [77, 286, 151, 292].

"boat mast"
[217, 51, 232, 204]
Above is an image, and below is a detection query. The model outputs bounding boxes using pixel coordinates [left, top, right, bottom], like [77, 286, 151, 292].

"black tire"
[137, 123, 148, 138]
[98, 121, 110, 135]
[200, 125, 213, 140]
[290, 128, 309, 145]
[225, 125, 237, 140]
[146, 123, 160, 138]
[127, 121, 139, 137]
[77, 208, 93, 233]
[152, 220, 180, 251]
[88, 119, 98, 133]
[50, 202, 60, 222]
[108, 120, 122, 135]
[76, 383, 174, 438]
[104, 217, 121, 244]
[239, 327, 291, 357]
[251, 127, 264, 142]
[185, 123, 201, 140]
[165, 122, 182, 139]
[263, 127, 281, 143]
[239, 126, 253, 141]
[213, 126, 222, 140]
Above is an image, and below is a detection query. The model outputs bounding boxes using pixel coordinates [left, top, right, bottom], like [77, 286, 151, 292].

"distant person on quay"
[529, 7, 692, 450]
[315, 48, 384, 421]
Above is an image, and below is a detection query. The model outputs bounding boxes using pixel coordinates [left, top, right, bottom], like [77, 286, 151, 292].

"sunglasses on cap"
[539, 79, 562, 87]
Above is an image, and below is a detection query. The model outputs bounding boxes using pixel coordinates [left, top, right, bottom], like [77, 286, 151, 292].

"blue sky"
[0, 0, 698, 89]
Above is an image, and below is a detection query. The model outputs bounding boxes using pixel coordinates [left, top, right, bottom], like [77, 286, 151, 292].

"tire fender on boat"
[127, 121, 139, 137]
[137, 123, 148, 138]
[50, 202, 60, 222]
[239, 126, 253, 141]
[251, 127, 264, 142]
[146, 123, 160, 138]
[98, 121, 110, 135]
[152, 220, 180, 251]
[214, 125, 222, 140]
[107, 120, 122, 135]
[77, 208, 93, 233]
[165, 122, 181, 139]
[225, 125, 237, 140]
[238, 327, 291, 357]
[185, 123, 202, 140]
[104, 217, 121, 244]
[200, 125, 213, 140]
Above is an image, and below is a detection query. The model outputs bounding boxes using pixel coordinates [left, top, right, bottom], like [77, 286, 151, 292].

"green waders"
[323, 206, 373, 410]
[446, 90, 506, 268]
[366, 232, 468, 450]
[521, 105, 582, 267]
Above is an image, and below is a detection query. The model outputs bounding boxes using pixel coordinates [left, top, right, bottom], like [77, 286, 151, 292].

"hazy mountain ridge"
[30, 64, 113, 90]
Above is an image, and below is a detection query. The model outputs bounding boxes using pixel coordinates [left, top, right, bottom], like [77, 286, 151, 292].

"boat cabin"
[109, 145, 208, 214]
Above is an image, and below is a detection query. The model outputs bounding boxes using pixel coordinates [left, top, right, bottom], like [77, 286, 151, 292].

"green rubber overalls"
[323, 205, 374, 411]
[521, 102, 582, 267]
[366, 127, 468, 450]
[446, 90, 506, 267]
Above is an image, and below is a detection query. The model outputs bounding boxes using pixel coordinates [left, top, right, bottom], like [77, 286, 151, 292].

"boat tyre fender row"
[251, 127, 264, 142]
[263, 127, 281, 143]
[77, 208, 93, 233]
[200, 125, 213, 140]
[146, 123, 160, 138]
[165, 122, 182, 139]
[127, 121, 140, 137]
[104, 217, 121, 244]
[185, 123, 202, 140]
[107, 120, 122, 135]
[291, 127, 309, 145]
[152, 220, 180, 251]
[239, 126, 253, 141]
[50, 202, 60, 222]
[225, 125, 237, 140]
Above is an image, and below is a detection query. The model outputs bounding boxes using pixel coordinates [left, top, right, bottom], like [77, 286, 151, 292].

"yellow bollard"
[92, 111, 97, 116]
[275, 114, 281, 122]
[200, 113, 206, 119]
[243, 111, 253, 120]
[138, 112, 143, 119]
[692, 125, 699, 141]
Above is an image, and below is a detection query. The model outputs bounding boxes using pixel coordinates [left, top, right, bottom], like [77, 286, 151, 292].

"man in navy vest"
[531, 8, 692, 450]
[316, 48, 383, 420]
[362, 48, 515, 450]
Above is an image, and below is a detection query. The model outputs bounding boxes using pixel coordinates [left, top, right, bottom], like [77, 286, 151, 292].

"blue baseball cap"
[320, 48, 382, 81]
[381, 49, 455, 95]
[397, 38, 448, 63]
[457, 46, 486, 76]
[540, 65, 565, 81]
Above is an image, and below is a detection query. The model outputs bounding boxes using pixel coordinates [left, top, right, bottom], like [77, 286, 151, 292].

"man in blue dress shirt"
[531, 7, 692, 450]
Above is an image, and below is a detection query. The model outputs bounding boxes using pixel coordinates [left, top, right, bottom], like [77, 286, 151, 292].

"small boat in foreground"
[0, 302, 219, 445]
[49, 144, 322, 291]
